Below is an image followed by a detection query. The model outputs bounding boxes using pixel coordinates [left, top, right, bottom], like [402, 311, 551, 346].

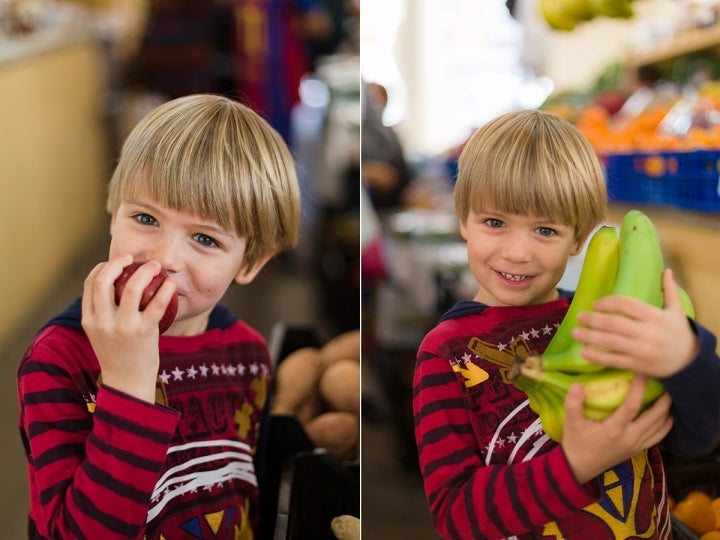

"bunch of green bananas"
[540, 0, 634, 32]
[509, 210, 694, 442]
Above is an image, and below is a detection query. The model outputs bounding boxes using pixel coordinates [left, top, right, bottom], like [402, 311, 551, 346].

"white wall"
[362, 0, 687, 156]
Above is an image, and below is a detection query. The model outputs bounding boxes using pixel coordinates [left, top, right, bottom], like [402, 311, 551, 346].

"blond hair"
[107, 94, 300, 271]
[454, 109, 606, 243]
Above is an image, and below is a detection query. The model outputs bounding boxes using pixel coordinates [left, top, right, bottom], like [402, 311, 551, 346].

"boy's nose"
[501, 234, 532, 262]
[145, 236, 182, 273]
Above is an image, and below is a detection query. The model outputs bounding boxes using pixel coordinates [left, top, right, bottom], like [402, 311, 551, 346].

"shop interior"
[3, 0, 720, 539]
[361, 0, 720, 539]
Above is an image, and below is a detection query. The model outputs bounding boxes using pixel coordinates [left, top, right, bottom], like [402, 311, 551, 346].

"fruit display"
[113, 261, 179, 334]
[508, 210, 694, 442]
[539, 0, 633, 31]
[542, 56, 720, 155]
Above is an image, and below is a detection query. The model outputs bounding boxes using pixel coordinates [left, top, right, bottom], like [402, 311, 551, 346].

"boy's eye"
[536, 226, 556, 237]
[484, 218, 505, 228]
[193, 233, 218, 248]
[135, 213, 157, 226]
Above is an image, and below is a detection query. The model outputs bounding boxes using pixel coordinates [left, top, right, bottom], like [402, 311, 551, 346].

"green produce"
[510, 209, 696, 442]
[542, 225, 619, 368]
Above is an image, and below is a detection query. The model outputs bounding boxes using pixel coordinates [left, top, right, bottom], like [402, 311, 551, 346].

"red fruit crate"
[603, 150, 720, 212]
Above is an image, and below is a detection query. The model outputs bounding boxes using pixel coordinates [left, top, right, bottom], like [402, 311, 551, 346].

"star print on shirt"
[156, 361, 262, 387]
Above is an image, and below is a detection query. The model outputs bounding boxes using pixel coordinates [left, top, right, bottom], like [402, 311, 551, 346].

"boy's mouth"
[499, 271, 530, 282]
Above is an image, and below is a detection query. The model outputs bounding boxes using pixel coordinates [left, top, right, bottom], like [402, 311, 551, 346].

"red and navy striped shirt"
[414, 297, 720, 540]
[18, 299, 270, 539]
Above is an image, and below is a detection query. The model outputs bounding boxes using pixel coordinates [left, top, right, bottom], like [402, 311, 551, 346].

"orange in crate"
[673, 491, 717, 536]
[712, 497, 720, 529]
[700, 532, 720, 540]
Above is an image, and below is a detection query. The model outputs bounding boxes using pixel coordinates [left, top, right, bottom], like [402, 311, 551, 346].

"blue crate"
[603, 150, 720, 212]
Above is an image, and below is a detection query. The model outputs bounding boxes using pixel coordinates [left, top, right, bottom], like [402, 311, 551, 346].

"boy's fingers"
[662, 268, 683, 314]
[563, 383, 585, 432]
[611, 374, 646, 423]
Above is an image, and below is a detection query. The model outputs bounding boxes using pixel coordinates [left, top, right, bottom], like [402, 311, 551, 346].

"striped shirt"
[18, 299, 270, 539]
[414, 297, 720, 540]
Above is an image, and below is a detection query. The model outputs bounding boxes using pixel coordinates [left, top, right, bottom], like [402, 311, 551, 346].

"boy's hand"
[562, 375, 673, 484]
[82, 255, 177, 403]
[571, 269, 697, 378]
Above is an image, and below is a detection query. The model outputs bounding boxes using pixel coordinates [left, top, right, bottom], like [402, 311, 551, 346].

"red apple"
[114, 262, 179, 334]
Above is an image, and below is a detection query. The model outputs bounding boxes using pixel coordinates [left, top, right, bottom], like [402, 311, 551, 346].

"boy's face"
[459, 209, 582, 307]
[109, 190, 266, 335]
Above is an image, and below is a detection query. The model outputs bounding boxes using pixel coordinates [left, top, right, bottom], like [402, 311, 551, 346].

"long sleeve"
[18, 332, 179, 539]
[413, 347, 598, 540]
[661, 320, 720, 457]
[412, 300, 676, 539]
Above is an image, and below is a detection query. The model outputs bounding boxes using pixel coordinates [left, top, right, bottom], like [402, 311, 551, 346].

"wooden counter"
[608, 205, 720, 344]
[0, 32, 109, 346]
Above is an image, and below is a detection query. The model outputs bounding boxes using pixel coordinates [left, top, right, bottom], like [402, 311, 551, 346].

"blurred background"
[0, 0, 359, 537]
[4, 0, 720, 538]
[360, 0, 720, 538]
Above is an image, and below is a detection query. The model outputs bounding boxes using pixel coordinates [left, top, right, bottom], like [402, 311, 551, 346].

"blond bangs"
[107, 95, 300, 271]
[455, 109, 606, 242]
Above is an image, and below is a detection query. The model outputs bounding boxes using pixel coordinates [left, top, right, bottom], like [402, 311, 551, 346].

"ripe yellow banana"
[539, 0, 577, 31]
[546, 226, 620, 355]
[511, 355, 665, 442]
[519, 356, 665, 412]
[513, 374, 565, 442]
[588, 0, 633, 18]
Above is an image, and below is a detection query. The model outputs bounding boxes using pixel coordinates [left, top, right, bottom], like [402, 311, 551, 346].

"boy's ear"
[459, 220, 468, 240]
[570, 235, 586, 257]
[234, 252, 275, 285]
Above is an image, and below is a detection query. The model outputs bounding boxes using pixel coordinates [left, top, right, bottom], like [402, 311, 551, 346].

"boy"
[17, 94, 300, 539]
[413, 109, 720, 539]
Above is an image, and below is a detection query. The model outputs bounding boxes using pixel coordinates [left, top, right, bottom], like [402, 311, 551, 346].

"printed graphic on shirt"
[451, 323, 560, 387]
[145, 350, 269, 537]
[449, 322, 665, 540]
[145, 499, 253, 539]
[540, 452, 661, 539]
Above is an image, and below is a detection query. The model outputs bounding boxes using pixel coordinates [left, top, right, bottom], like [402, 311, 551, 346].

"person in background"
[17, 94, 300, 539]
[413, 109, 720, 539]
[127, 0, 235, 99]
[232, 0, 333, 143]
[361, 80, 413, 210]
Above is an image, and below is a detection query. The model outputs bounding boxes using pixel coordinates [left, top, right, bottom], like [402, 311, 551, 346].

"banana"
[610, 209, 665, 308]
[588, 0, 633, 18]
[543, 225, 620, 357]
[538, 211, 664, 373]
[535, 384, 566, 442]
[540, 0, 577, 31]
[519, 356, 664, 410]
[678, 286, 696, 319]
[508, 210, 680, 444]
[512, 355, 665, 434]
[514, 374, 565, 442]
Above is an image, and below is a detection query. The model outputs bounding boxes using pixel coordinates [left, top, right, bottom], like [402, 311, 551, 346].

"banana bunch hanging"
[509, 210, 695, 442]
[539, 0, 634, 32]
